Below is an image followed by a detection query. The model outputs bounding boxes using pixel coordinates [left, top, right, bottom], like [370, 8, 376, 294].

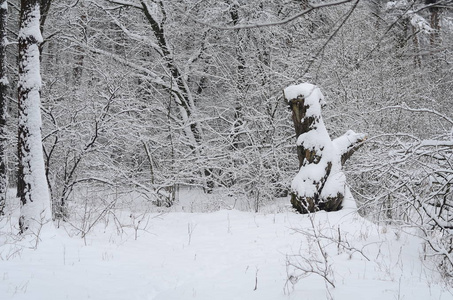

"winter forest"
[0, 0, 452, 299]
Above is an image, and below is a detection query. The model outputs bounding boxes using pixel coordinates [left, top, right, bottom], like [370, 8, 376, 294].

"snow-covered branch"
[333, 130, 367, 166]
[177, 0, 354, 30]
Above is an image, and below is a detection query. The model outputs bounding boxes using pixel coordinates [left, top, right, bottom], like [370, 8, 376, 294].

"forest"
[0, 0, 452, 299]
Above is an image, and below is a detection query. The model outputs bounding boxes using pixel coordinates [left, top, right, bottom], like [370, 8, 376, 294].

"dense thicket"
[0, 0, 451, 276]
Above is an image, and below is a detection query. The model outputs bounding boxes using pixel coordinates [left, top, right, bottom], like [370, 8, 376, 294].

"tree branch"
[177, 0, 354, 30]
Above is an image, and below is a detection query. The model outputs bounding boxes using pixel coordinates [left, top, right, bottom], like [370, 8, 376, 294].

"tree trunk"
[139, 1, 213, 192]
[0, 0, 8, 215]
[288, 94, 317, 169]
[426, 0, 440, 46]
[18, 0, 52, 233]
[287, 91, 333, 213]
[284, 83, 365, 214]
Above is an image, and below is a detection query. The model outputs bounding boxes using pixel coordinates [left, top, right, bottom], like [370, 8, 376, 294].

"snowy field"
[1, 189, 452, 300]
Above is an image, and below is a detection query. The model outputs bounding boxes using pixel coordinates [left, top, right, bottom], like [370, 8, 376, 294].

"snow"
[296, 122, 330, 151]
[385, 0, 433, 34]
[332, 130, 367, 157]
[0, 193, 451, 300]
[17, 44, 42, 91]
[0, 1, 6, 10]
[0, 76, 8, 86]
[17, 3, 52, 234]
[284, 83, 326, 117]
[17, 4, 42, 43]
[385, 0, 409, 11]
[420, 140, 453, 147]
[1, 36, 7, 47]
[17, 3, 42, 92]
[292, 160, 328, 197]
[409, 12, 433, 34]
[320, 170, 346, 198]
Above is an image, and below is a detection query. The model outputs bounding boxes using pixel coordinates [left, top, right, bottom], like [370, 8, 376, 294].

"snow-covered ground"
[0, 190, 452, 300]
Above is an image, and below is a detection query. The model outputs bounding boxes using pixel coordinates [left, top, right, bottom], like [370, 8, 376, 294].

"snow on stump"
[284, 83, 366, 214]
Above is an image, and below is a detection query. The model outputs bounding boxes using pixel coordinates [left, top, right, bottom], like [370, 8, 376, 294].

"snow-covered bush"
[352, 106, 453, 278]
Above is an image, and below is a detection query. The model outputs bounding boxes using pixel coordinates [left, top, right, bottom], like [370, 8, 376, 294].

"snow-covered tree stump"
[284, 83, 366, 214]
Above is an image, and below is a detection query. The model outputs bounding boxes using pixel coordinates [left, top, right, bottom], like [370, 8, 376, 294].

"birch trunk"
[18, 0, 52, 233]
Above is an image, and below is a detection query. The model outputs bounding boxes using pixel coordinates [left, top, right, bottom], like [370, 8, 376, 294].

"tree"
[284, 83, 365, 213]
[17, 0, 52, 233]
[52, 0, 357, 210]
[425, 0, 441, 46]
[20, 0, 450, 222]
[0, 0, 8, 215]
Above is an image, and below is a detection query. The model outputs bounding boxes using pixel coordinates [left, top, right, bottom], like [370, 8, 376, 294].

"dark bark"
[73, 13, 86, 86]
[426, 0, 441, 45]
[37, 0, 51, 56]
[288, 95, 318, 168]
[339, 140, 365, 166]
[39, 0, 51, 34]
[141, 1, 192, 115]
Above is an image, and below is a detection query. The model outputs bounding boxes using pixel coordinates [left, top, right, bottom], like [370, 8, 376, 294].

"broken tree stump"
[284, 83, 366, 214]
